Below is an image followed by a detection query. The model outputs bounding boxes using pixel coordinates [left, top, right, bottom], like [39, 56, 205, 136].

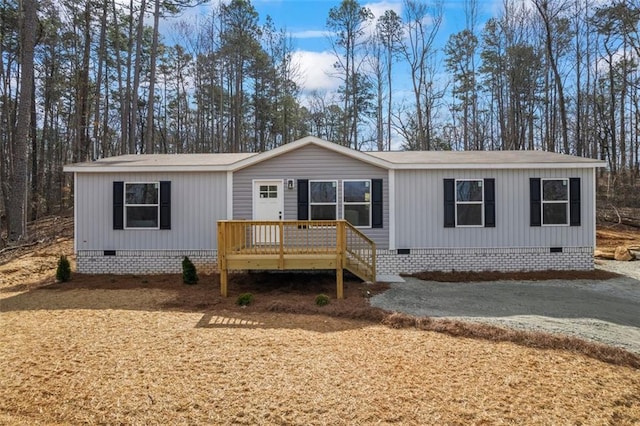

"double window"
[541, 178, 569, 225]
[309, 180, 337, 220]
[125, 183, 159, 228]
[297, 179, 383, 228]
[455, 179, 484, 226]
[307, 180, 372, 226]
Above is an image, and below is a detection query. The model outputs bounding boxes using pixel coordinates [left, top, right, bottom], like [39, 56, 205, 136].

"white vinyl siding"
[75, 172, 227, 250]
[393, 168, 594, 249]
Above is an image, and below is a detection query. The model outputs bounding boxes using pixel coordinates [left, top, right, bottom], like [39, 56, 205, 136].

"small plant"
[182, 256, 198, 285]
[236, 293, 254, 306]
[315, 294, 330, 306]
[56, 255, 71, 282]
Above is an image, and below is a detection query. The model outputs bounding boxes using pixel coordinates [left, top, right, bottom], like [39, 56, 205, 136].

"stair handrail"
[342, 220, 376, 282]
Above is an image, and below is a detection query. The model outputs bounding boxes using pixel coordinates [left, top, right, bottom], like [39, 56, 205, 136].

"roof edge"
[62, 164, 233, 173]
[392, 161, 606, 170]
[229, 136, 394, 171]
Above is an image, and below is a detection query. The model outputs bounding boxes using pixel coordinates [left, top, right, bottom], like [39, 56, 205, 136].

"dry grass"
[24, 272, 640, 368]
[2, 272, 640, 425]
[2, 291, 640, 425]
[382, 313, 640, 369]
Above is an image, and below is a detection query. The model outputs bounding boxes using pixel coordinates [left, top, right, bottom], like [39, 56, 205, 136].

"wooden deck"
[217, 220, 376, 299]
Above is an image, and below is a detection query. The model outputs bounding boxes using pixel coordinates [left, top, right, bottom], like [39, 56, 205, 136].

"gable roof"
[63, 136, 605, 173]
[230, 136, 394, 171]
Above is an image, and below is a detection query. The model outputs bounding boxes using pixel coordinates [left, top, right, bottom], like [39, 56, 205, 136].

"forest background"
[1, 0, 639, 242]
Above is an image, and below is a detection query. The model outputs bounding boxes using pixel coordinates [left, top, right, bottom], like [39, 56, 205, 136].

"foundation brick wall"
[375, 247, 594, 275]
[77, 247, 593, 276]
[76, 250, 218, 274]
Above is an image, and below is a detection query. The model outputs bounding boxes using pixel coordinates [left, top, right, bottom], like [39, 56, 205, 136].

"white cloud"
[290, 30, 334, 39]
[361, 1, 403, 38]
[292, 50, 340, 92]
[364, 1, 402, 20]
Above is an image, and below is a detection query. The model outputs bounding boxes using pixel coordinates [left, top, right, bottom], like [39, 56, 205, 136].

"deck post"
[336, 221, 345, 299]
[278, 221, 284, 269]
[371, 242, 376, 283]
[217, 222, 228, 297]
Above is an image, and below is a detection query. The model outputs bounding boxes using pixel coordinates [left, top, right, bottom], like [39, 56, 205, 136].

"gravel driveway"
[371, 261, 640, 353]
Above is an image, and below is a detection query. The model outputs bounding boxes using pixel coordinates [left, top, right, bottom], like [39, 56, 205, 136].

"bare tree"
[533, 0, 570, 154]
[398, 0, 443, 150]
[376, 9, 403, 150]
[326, 0, 373, 148]
[6, 0, 36, 241]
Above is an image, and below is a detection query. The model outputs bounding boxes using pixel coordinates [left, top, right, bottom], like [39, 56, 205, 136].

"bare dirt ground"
[597, 226, 640, 250]
[1, 215, 640, 424]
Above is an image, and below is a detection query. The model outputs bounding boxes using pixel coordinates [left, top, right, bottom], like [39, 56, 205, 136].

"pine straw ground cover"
[1, 273, 640, 425]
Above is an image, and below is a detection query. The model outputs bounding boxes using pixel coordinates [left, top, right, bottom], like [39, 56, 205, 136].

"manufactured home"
[64, 136, 604, 282]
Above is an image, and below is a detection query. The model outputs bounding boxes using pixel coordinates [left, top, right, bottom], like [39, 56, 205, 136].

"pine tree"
[182, 256, 198, 285]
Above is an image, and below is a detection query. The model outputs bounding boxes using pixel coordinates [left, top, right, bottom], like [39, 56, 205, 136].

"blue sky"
[166, 0, 499, 95]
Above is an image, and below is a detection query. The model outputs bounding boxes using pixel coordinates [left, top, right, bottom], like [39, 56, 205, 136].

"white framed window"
[542, 178, 569, 225]
[343, 180, 371, 227]
[309, 180, 337, 220]
[259, 184, 278, 199]
[455, 179, 483, 226]
[125, 182, 159, 229]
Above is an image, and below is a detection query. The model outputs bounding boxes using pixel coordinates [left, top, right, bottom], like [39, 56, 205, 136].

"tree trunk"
[129, 0, 146, 154]
[144, 0, 161, 154]
[29, 76, 38, 221]
[92, 0, 108, 159]
[7, 0, 36, 241]
[74, 1, 92, 162]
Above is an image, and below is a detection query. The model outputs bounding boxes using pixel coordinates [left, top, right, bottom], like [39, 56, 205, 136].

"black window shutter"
[297, 179, 309, 220]
[569, 177, 581, 226]
[484, 178, 495, 227]
[159, 181, 171, 229]
[530, 178, 541, 227]
[113, 181, 124, 230]
[371, 179, 383, 228]
[444, 179, 455, 228]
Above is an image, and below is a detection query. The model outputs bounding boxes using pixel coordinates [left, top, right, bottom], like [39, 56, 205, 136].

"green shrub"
[236, 293, 254, 306]
[56, 255, 71, 282]
[182, 256, 198, 285]
[315, 294, 330, 306]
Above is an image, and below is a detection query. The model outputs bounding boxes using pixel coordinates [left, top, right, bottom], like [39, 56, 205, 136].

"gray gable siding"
[394, 168, 595, 249]
[75, 171, 227, 251]
[233, 144, 390, 248]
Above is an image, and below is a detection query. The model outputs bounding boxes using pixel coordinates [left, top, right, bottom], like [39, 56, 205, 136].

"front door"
[253, 180, 283, 244]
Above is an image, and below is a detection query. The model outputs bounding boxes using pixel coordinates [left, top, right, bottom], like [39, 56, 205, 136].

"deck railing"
[217, 220, 376, 298]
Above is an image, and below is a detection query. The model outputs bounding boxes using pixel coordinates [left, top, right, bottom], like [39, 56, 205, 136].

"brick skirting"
[77, 246, 593, 275]
[76, 250, 218, 274]
[375, 247, 594, 275]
